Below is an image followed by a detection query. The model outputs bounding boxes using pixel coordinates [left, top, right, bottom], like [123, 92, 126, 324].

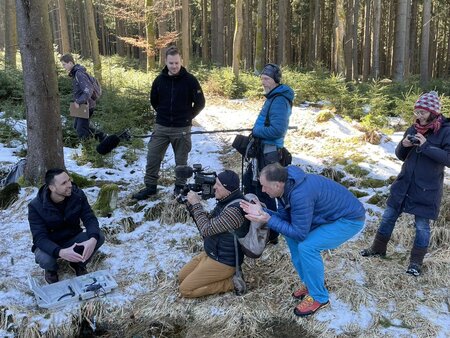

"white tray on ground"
[28, 269, 118, 309]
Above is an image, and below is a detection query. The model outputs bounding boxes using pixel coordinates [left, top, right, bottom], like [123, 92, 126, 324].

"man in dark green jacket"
[133, 46, 206, 200]
[28, 168, 104, 284]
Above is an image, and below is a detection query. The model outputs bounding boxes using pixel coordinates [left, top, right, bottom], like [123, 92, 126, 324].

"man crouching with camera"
[178, 170, 248, 298]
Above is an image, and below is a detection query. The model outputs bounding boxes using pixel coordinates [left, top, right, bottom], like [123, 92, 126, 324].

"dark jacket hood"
[160, 65, 188, 78]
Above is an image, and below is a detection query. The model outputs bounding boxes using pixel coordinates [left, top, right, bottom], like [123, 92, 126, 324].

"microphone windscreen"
[175, 165, 194, 179]
[96, 135, 121, 155]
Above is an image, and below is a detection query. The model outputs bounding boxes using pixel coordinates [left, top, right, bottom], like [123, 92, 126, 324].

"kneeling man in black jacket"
[28, 168, 105, 284]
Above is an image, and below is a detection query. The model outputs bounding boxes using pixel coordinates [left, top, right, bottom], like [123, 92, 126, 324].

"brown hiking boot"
[69, 262, 88, 276]
[360, 232, 390, 257]
[294, 295, 330, 317]
[292, 285, 309, 300]
[44, 270, 59, 284]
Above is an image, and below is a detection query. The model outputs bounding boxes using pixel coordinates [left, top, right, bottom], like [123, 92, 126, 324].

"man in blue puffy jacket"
[243, 64, 294, 244]
[241, 163, 365, 317]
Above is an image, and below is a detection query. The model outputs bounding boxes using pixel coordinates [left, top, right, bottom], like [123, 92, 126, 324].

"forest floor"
[0, 100, 449, 337]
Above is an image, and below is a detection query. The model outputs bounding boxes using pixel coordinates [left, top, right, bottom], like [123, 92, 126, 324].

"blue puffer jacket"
[28, 184, 101, 258]
[267, 166, 366, 242]
[387, 118, 450, 220]
[252, 84, 294, 148]
[70, 64, 96, 109]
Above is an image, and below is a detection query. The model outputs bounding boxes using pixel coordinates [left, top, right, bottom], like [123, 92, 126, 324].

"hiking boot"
[132, 185, 157, 200]
[360, 248, 386, 257]
[406, 263, 421, 276]
[44, 270, 59, 284]
[292, 285, 309, 300]
[173, 184, 185, 196]
[294, 295, 329, 317]
[69, 262, 88, 276]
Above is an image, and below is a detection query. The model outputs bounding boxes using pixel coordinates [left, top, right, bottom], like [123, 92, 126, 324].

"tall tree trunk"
[352, 0, 359, 80]
[211, 0, 218, 64]
[409, 0, 418, 74]
[232, 0, 243, 78]
[145, 0, 156, 71]
[0, 0, 5, 49]
[16, 0, 64, 184]
[77, 0, 90, 57]
[420, 0, 431, 86]
[5, 0, 17, 69]
[58, 0, 70, 54]
[201, 0, 209, 63]
[307, 0, 315, 66]
[216, 0, 224, 66]
[254, 0, 265, 72]
[277, 0, 287, 65]
[372, 0, 381, 79]
[344, 0, 353, 80]
[385, 0, 395, 77]
[333, 0, 345, 74]
[181, 0, 190, 68]
[403, 0, 411, 77]
[313, 0, 320, 60]
[85, 0, 101, 81]
[116, 18, 125, 56]
[158, 19, 168, 68]
[362, 0, 371, 81]
[392, 0, 407, 82]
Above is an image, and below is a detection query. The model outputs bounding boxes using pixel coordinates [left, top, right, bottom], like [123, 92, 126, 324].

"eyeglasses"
[414, 109, 429, 117]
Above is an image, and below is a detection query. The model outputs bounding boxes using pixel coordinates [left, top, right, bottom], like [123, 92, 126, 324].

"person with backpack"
[178, 170, 249, 298]
[361, 91, 450, 276]
[243, 63, 294, 244]
[240, 163, 365, 317]
[60, 53, 106, 141]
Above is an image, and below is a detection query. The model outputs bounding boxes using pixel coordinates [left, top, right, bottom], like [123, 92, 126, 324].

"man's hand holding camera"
[403, 133, 426, 147]
[186, 190, 201, 206]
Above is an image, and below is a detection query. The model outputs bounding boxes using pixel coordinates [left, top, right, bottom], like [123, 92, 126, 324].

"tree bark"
[372, 0, 381, 79]
[181, 0, 190, 68]
[393, 0, 407, 82]
[15, 0, 65, 184]
[216, 0, 225, 65]
[362, 0, 371, 81]
[85, 0, 101, 81]
[408, 0, 418, 74]
[145, 0, 156, 71]
[0, 0, 5, 49]
[254, 0, 265, 72]
[333, 0, 345, 74]
[232, 0, 243, 78]
[77, 0, 90, 57]
[58, 0, 70, 54]
[344, 0, 353, 80]
[420, 0, 431, 86]
[201, 0, 209, 62]
[277, 0, 288, 65]
[5, 0, 17, 69]
[352, 0, 359, 80]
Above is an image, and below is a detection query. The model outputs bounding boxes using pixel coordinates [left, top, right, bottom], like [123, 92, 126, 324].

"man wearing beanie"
[243, 63, 295, 244]
[178, 170, 249, 298]
[361, 91, 450, 276]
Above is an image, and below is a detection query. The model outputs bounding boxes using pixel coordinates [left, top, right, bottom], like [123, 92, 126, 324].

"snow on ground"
[0, 105, 449, 337]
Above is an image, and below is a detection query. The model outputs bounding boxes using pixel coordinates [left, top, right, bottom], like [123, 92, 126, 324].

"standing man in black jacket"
[28, 168, 105, 284]
[133, 46, 206, 200]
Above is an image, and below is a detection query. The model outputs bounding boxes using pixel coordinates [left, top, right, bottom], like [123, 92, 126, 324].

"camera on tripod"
[174, 164, 217, 203]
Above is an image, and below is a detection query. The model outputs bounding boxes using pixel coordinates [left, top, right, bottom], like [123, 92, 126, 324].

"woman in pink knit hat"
[361, 91, 450, 276]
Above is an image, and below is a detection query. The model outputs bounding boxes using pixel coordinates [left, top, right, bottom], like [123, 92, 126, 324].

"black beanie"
[217, 170, 240, 192]
[261, 63, 281, 83]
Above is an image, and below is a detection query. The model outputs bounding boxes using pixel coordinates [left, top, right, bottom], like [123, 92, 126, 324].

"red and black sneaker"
[294, 295, 329, 317]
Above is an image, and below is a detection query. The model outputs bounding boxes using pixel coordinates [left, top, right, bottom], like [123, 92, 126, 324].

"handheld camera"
[174, 164, 217, 203]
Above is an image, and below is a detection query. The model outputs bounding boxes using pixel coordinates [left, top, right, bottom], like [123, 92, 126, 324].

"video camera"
[174, 164, 217, 203]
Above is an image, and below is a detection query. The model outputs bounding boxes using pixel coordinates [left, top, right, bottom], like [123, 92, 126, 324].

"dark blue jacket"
[267, 166, 366, 242]
[150, 66, 205, 127]
[252, 84, 294, 148]
[203, 190, 249, 267]
[28, 184, 100, 258]
[70, 64, 96, 109]
[387, 118, 450, 219]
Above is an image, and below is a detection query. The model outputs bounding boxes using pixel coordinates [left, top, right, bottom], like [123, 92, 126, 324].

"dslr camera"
[407, 134, 420, 145]
[174, 164, 217, 203]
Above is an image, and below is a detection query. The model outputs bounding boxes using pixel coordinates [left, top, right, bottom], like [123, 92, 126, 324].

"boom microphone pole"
[96, 126, 298, 155]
